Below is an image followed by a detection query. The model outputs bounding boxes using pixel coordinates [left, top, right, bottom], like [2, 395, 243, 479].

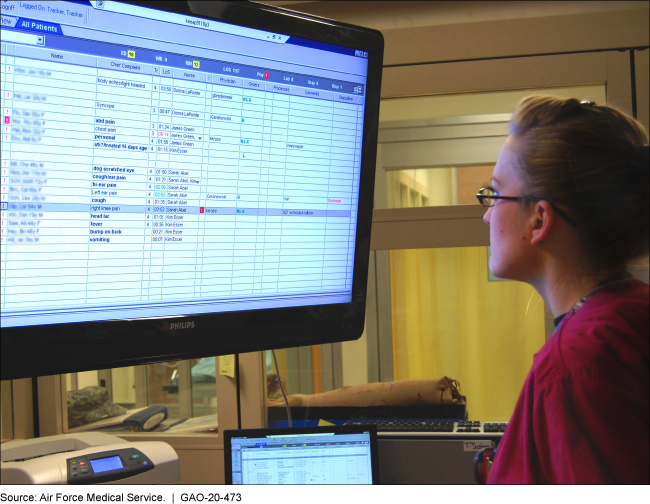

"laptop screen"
[225, 426, 378, 484]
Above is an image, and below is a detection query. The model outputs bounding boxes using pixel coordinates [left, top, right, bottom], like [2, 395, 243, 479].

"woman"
[478, 95, 649, 484]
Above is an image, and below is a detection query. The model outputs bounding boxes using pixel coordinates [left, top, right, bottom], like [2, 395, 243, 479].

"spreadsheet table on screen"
[0, 1, 369, 327]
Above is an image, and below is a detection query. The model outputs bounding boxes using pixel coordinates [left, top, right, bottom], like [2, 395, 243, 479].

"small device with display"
[1, 433, 179, 484]
[67, 448, 154, 484]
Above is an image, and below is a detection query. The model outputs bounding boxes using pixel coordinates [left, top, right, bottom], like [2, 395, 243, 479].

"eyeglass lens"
[480, 188, 495, 207]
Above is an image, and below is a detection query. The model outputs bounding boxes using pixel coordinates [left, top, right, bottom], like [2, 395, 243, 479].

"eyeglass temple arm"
[476, 189, 576, 227]
[549, 203, 577, 227]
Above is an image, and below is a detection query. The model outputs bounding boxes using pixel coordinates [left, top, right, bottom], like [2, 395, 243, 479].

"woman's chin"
[488, 257, 502, 278]
[489, 260, 510, 281]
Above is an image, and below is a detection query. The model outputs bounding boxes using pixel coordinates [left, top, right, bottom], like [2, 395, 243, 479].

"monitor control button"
[80, 468, 89, 474]
[130, 454, 141, 460]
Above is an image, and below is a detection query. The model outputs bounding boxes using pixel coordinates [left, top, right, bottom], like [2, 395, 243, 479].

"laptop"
[224, 425, 380, 484]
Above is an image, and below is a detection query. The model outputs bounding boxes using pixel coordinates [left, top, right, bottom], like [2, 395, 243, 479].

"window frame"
[30, 354, 262, 444]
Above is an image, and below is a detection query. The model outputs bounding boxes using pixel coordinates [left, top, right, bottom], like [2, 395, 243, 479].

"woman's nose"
[483, 207, 492, 225]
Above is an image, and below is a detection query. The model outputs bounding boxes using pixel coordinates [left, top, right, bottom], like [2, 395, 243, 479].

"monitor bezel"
[223, 425, 380, 485]
[0, 0, 384, 380]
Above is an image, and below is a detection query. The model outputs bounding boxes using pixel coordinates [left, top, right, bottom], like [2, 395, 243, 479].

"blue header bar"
[1, 27, 365, 97]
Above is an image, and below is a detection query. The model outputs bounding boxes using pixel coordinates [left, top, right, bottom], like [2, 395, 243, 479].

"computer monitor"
[0, 0, 384, 379]
[224, 425, 379, 484]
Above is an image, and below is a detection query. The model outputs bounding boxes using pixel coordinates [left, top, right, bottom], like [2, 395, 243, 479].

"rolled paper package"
[267, 376, 463, 407]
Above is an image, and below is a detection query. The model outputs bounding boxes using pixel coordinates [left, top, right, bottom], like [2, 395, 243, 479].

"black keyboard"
[482, 422, 507, 433]
[344, 420, 507, 434]
[345, 420, 456, 432]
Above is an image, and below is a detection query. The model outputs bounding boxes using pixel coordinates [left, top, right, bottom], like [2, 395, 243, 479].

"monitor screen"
[0, 0, 383, 379]
[225, 426, 379, 484]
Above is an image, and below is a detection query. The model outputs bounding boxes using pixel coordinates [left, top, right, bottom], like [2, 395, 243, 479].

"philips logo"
[170, 321, 195, 330]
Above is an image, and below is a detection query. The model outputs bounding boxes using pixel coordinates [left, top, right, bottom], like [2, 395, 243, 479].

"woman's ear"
[530, 201, 555, 246]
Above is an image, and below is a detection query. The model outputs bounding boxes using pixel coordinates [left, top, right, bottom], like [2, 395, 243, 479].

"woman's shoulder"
[534, 279, 649, 390]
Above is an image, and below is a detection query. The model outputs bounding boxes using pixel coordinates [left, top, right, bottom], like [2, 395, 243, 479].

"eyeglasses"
[476, 186, 532, 208]
[476, 187, 577, 227]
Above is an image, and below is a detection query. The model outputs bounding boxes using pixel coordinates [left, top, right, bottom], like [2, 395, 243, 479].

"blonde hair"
[509, 95, 649, 280]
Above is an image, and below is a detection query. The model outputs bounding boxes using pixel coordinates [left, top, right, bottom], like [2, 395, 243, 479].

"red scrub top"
[489, 279, 649, 484]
